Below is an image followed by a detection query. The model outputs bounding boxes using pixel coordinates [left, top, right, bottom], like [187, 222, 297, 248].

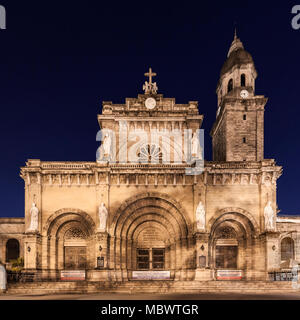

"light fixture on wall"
[201, 245, 205, 251]
[99, 245, 102, 252]
[27, 246, 31, 252]
[272, 245, 276, 251]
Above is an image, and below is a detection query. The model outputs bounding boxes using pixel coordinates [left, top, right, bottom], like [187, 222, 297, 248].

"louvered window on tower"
[241, 74, 246, 87]
[227, 79, 233, 92]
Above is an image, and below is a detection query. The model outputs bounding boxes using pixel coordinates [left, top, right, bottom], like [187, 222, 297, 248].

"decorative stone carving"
[263, 173, 272, 186]
[196, 201, 206, 231]
[241, 174, 249, 185]
[27, 202, 39, 232]
[98, 203, 108, 232]
[65, 228, 87, 239]
[217, 226, 236, 239]
[264, 201, 275, 231]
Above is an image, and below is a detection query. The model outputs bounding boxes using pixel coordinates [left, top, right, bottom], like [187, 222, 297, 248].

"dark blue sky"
[0, 1, 299, 217]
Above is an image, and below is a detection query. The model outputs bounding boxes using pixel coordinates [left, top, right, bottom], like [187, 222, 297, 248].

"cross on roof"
[144, 67, 157, 85]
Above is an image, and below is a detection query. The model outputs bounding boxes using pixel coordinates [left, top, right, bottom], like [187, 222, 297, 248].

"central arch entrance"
[135, 224, 169, 271]
[110, 192, 191, 281]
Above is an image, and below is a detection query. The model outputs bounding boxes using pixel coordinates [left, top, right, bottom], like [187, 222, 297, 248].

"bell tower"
[211, 31, 268, 162]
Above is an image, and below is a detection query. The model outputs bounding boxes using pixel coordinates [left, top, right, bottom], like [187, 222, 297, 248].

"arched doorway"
[110, 192, 191, 280]
[64, 227, 88, 270]
[134, 223, 170, 271]
[215, 226, 239, 269]
[44, 209, 96, 273]
[209, 210, 257, 279]
[6, 239, 20, 262]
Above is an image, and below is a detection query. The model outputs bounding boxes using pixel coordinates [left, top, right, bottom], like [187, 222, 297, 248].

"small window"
[137, 249, 150, 270]
[152, 248, 165, 269]
[241, 74, 246, 87]
[243, 137, 246, 143]
[243, 114, 247, 120]
[227, 79, 233, 93]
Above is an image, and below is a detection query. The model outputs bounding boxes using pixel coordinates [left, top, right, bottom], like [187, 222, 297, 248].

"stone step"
[7, 280, 299, 295]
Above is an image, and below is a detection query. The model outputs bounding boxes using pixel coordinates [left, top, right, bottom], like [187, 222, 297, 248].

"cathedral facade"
[1, 33, 300, 286]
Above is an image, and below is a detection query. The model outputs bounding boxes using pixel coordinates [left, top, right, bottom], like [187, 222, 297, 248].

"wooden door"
[64, 247, 87, 270]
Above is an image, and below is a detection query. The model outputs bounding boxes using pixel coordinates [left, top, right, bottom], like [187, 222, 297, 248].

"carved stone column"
[24, 232, 42, 280]
[260, 231, 280, 278]
[89, 232, 109, 281]
[194, 232, 212, 281]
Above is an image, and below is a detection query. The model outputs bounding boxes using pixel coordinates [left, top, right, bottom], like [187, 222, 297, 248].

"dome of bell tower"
[220, 30, 255, 77]
[216, 30, 258, 107]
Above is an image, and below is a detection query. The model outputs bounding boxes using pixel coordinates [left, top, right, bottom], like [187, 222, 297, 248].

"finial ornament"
[227, 28, 244, 58]
[143, 67, 158, 94]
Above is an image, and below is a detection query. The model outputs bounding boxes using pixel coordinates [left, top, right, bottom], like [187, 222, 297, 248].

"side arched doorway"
[209, 210, 257, 280]
[44, 209, 96, 276]
[63, 226, 88, 270]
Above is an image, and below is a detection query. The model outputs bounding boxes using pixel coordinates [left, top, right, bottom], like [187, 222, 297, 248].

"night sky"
[0, 1, 299, 217]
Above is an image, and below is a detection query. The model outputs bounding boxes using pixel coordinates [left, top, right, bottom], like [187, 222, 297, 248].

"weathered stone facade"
[1, 33, 300, 288]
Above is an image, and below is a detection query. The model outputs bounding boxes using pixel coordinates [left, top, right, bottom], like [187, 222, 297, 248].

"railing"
[268, 270, 299, 281]
[41, 163, 94, 169]
[7, 271, 35, 283]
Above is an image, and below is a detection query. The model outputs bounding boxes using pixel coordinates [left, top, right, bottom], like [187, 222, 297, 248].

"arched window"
[137, 144, 162, 163]
[227, 79, 233, 93]
[281, 237, 294, 262]
[241, 74, 246, 87]
[6, 239, 20, 262]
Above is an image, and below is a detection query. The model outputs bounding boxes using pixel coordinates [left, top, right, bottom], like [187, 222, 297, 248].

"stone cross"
[144, 67, 156, 85]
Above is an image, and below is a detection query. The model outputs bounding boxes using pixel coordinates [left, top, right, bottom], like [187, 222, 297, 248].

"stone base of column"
[88, 269, 110, 281]
[194, 268, 213, 281]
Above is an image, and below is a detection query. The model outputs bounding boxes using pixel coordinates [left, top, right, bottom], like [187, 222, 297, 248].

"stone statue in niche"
[264, 201, 275, 231]
[196, 201, 206, 231]
[28, 202, 39, 232]
[191, 132, 202, 159]
[98, 203, 108, 232]
[102, 133, 112, 158]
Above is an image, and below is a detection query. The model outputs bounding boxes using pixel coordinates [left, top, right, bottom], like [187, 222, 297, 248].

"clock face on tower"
[145, 97, 157, 110]
[240, 90, 249, 99]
